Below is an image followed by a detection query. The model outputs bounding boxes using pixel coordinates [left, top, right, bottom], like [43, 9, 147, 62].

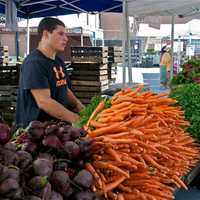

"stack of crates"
[108, 47, 123, 83]
[70, 47, 109, 105]
[0, 65, 19, 124]
[0, 46, 9, 66]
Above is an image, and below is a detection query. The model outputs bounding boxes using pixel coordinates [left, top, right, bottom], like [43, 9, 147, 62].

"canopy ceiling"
[0, 0, 122, 18]
[0, 0, 200, 21]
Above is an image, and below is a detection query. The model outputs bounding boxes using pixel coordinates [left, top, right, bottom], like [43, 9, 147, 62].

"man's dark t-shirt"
[16, 49, 70, 128]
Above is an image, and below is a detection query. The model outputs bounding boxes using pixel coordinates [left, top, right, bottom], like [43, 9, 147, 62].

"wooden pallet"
[72, 79, 109, 87]
[71, 75, 108, 81]
[71, 63, 108, 70]
[0, 66, 19, 85]
[72, 84, 109, 92]
[72, 57, 108, 64]
[71, 47, 108, 64]
[71, 46, 108, 54]
[72, 69, 107, 76]
[0, 86, 17, 102]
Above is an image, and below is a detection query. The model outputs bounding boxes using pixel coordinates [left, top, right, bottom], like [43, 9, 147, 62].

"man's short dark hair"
[38, 17, 65, 41]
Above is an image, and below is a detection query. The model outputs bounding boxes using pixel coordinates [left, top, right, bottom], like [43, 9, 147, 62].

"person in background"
[160, 46, 172, 88]
[16, 17, 84, 128]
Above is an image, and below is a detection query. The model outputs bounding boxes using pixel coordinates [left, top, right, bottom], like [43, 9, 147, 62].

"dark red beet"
[27, 196, 42, 200]
[78, 159, 85, 169]
[63, 141, 80, 159]
[79, 140, 92, 154]
[33, 158, 53, 177]
[4, 142, 16, 151]
[75, 191, 95, 200]
[5, 187, 23, 199]
[45, 124, 58, 135]
[50, 191, 63, 200]
[0, 166, 9, 182]
[0, 123, 11, 145]
[67, 168, 76, 178]
[21, 140, 38, 155]
[68, 127, 82, 140]
[0, 178, 19, 195]
[63, 186, 74, 199]
[40, 182, 52, 200]
[67, 127, 87, 140]
[28, 121, 45, 128]
[27, 121, 45, 140]
[59, 125, 71, 133]
[37, 153, 54, 162]
[16, 150, 33, 169]
[6, 166, 20, 182]
[42, 135, 63, 150]
[53, 160, 68, 171]
[1, 149, 18, 165]
[61, 133, 71, 142]
[29, 176, 48, 194]
[50, 171, 70, 194]
[73, 169, 93, 188]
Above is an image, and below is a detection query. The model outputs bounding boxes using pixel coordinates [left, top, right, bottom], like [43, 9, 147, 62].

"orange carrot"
[104, 176, 126, 192]
[86, 100, 105, 128]
[94, 161, 130, 178]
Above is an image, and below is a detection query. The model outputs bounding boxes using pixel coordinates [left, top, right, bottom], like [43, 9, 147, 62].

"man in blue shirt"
[16, 17, 84, 128]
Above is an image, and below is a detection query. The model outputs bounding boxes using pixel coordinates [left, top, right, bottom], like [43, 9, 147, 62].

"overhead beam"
[102, 4, 122, 12]
[29, 6, 57, 15]
[60, 0, 88, 13]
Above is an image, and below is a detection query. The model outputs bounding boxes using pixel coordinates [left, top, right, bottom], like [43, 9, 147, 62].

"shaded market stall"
[1, 1, 200, 200]
[1, 0, 200, 83]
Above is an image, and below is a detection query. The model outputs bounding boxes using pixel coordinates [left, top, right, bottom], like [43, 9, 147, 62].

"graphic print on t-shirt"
[53, 66, 67, 87]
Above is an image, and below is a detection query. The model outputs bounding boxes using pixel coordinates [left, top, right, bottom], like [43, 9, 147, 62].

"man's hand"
[71, 112, 81, 122]
[66, 89, 85, 113]
[75, 101, 85, 113]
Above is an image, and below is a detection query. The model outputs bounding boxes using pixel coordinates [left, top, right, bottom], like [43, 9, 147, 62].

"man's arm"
[66, 89, 85, 112]
[31, 89, 80, 123]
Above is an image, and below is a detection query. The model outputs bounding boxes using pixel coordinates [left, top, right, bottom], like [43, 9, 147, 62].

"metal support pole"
[177, 36, 181, 73]
[26, 17, 30, 55]
[122, 0, 128, 85]
[128, 17, 132, 84]
[170, 15, 175, 79]
[81, 34, 84, 47]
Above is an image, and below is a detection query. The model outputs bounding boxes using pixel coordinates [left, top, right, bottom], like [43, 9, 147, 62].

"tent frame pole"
[128, 16, 132, 84]
[81, 27, 84, 47]
[122, 0, 128, 85]
[26, 16, 30, 55]
[170, 15, 175, 80]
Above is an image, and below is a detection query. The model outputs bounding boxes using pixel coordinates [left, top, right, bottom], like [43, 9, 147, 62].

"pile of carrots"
[84, 85, 200, 200]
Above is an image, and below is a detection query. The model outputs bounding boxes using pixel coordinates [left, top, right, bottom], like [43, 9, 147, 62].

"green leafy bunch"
[169, 83, 200, 142]
[170, 59, 200, 86]
[74, 96, 111, 128]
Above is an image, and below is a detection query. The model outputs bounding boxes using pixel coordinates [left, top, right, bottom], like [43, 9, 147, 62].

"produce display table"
[183, 161, 200, 185]
[103, 82, 150, 96]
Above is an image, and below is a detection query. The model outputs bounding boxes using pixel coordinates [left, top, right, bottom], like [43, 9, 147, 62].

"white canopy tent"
[120, 0, 200, 84]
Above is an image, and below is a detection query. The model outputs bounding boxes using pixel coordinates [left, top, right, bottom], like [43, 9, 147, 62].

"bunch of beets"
[0, 121, 100, 200]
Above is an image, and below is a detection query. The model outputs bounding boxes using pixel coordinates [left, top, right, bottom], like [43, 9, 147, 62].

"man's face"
[46, 25, 68, 52]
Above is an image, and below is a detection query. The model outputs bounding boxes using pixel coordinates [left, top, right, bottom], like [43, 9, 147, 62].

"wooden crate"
[71, 47, 108, 64]
[0, 66, 19, 85]
[71, 74, 108, 81]
[0, 86, 17, 102]
[72, 69, 107, 76]
[72, 84, 109, 92]
[108, 46, 123, 63]
[72, 79, 108, 87]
